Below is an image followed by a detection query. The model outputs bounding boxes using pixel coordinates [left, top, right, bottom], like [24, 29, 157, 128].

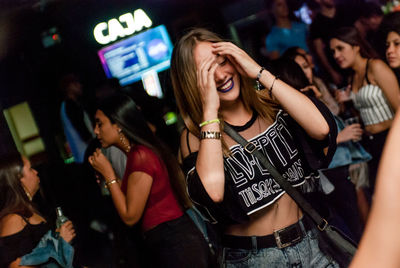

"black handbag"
[224, 124, 357, 267]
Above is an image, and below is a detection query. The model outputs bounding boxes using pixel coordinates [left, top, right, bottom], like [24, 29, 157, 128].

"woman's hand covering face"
[212, 42, 261, 79]
[196, 54, 220, 113]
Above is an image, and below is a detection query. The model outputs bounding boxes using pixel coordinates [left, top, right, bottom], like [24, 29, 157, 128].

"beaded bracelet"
[269, 76, 279, 98]
[255, 67, 266, 91]
[199, 118, 220, 127]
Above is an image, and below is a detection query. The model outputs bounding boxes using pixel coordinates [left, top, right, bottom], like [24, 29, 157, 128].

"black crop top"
[0, 216, 49, 267]
[181, 97, 338, 225]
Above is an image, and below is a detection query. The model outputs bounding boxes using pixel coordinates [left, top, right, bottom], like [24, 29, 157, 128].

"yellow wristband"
[199, 118, 220, 127]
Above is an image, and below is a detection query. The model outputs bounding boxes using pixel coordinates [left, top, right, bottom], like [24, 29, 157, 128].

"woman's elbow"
[207, 178, 225, 203]
[321, 123, 330, 138]
[121, 215, 140, 227]
[198, 171, 225, 203]
[209, 191, 224, 203]
[312, 122, 330, 140]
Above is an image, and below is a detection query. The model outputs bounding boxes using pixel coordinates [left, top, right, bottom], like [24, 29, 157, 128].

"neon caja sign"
[93, 9, 152, 45]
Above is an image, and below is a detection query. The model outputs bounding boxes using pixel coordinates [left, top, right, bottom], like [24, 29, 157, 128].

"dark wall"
[0, 0, 236, 160]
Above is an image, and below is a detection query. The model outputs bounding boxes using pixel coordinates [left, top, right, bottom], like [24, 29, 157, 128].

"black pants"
[361, 129, 389, 198]
[143, 213, 212, 268]
[322, 166, 363, 243]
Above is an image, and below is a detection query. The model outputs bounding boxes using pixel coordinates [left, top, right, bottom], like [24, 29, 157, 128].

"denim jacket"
[19, 230, 74, 268]
[328, 116, 372, 169]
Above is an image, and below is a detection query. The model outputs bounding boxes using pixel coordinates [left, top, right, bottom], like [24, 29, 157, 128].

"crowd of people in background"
[2, 0, 400, 267]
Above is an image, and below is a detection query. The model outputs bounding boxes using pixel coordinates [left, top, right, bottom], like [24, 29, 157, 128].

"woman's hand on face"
[88, 148, 114, 179]
[212, 42, 261, 79]
[58, 221, 75, 243]
[197, 55, 220, 113]
[300, 85, 322, 98]
[337, 123, 363, 143]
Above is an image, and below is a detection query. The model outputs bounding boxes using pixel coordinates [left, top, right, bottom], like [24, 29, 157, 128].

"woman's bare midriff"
[224, 194, 303, 236]
[365, 119, 392, 134]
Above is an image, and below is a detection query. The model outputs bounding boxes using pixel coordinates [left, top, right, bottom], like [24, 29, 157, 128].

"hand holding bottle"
[337, 123, 363, 143]
[58, 221, 76, 243]
[55, 207, 75, 243]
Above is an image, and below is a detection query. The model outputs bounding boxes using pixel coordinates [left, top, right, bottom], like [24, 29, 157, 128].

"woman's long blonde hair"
[170, 28, 278, 152]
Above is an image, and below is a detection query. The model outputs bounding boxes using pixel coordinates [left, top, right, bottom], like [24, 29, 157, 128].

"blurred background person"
[271, 57, 365, 242]
[354, 1, 384, 49]
[330, 26, 400, 199]
[0, 154, 75, 268]
[282, 47, 371, 224]
[265, 0, 309, 60]
[309, 0, 360, 86]
[59, 74, 94, 163]
[380, 11, 400, 82]
[282, 46, 340, 115]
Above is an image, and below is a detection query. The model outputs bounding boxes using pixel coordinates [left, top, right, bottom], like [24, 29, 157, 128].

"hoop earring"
[22, 185, 33, 201]
[25, 191, 33, 201]
[119, 130, 131, 153]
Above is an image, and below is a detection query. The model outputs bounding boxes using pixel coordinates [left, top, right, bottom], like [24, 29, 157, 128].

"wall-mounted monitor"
[98, 25, 173, 86]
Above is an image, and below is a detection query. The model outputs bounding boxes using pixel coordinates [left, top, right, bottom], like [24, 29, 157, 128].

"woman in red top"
[89, 94, 211, 267]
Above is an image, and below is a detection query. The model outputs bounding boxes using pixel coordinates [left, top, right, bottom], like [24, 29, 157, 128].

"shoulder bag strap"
[223, 124, 328, 231]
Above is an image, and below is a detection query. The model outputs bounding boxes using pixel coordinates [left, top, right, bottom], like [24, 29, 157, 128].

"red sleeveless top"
[121, 145, 183, 231]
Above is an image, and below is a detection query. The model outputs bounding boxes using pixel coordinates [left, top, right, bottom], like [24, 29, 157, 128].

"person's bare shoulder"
[179, 128, 200, 159]
[369, 58, 389, 72]
[0, 214, 27, 237]
[369, 58, 396, 84]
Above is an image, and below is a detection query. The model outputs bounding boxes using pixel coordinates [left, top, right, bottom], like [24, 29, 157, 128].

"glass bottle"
[55, 206, 69, 229]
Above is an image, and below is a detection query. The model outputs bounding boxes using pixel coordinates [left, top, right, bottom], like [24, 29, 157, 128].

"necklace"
[225, 111, 258, 132]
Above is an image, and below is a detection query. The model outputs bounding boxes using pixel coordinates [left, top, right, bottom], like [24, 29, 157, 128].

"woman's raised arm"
[351, 112, 400, 267]
[213, 42, 330, 141]
[89, 149, 152, 226]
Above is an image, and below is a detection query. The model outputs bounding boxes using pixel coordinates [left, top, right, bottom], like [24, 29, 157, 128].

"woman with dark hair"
[282, 47, 340, 115]
[381, 11, 400, 81]
[88, 94, 211, 268]
[170, 28, 338, 267]
[330, 26, 400, 196]
[0, 154, 75, 268]
[269, 57, 321, 98]
[283, 47, 371, 225]
[273, 57, 365, 242]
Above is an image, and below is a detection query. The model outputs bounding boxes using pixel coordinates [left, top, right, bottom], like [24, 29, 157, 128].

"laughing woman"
[171, 28, 338, 267]
[88, 94, 211, 268]
[330, 27, 400, 196]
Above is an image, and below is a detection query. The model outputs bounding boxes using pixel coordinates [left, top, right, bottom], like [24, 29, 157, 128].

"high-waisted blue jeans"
[221, 219, 339, 268]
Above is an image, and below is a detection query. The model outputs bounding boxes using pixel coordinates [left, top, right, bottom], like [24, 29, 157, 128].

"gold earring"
[25, 191, 33, 201]
[119, 131, 131, 153]
[22, 185, 33, 201]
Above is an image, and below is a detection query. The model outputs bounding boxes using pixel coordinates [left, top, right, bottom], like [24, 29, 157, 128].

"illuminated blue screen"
[98, 25, 173, 86]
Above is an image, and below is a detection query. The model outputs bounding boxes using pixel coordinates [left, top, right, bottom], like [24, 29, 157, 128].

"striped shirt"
[352, 84, 394, 126]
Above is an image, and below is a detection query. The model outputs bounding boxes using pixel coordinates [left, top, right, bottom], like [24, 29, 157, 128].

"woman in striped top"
[330, 27, 400, 197]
